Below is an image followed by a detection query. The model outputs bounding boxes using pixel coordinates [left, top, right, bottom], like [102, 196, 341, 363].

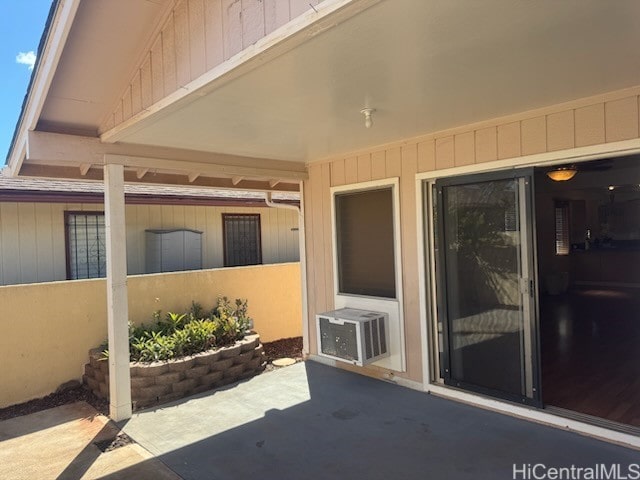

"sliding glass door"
[435, 170, 539, 405]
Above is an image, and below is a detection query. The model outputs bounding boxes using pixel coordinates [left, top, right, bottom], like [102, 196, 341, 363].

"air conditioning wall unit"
[316, 308, 389, 366]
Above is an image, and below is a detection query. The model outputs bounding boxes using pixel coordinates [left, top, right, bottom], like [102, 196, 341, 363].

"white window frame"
[330, 178, 406, 372]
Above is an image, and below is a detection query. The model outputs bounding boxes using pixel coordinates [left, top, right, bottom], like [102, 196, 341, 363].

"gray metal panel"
[145, 229, 202, 273]
[183, 230, 203, 271]
[146, 228, 203, 234]
[161, 231, 185, 272]
[145, 231, 162, 273]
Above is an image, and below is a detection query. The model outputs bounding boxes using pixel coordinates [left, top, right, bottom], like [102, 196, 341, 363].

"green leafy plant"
[189, 301, 204, 321]
[211, 296, 252, 345]
[159, 312, 187, 334]
[103, 297, 253, 362]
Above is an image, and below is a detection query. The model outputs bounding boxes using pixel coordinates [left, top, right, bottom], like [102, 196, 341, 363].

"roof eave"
[5, 0, 80, 176]
[0, 189, 300, 207]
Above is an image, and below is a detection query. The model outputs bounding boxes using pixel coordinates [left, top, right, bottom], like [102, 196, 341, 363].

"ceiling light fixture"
[546, 167, 577, 182]
[361, 108, 375, 129]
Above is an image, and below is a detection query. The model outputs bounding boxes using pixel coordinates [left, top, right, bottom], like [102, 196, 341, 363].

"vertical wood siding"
[304, 89, 640, 384]
[102, 0, 321, 133]
[0, 203, 299, 286]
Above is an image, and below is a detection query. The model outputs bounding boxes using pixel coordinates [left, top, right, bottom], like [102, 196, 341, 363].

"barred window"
[66, 212, 107, 279]
[222, 214, 262, 267]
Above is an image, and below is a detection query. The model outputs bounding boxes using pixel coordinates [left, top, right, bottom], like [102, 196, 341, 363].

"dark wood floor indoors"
[540, 286, 640, 427]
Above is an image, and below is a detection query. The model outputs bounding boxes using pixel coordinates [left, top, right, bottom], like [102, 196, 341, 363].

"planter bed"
[83, 333, 265, 410]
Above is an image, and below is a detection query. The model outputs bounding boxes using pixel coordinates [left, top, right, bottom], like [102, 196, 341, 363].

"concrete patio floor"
[0, 402, 178, 480]
[120, 361, 639, 480]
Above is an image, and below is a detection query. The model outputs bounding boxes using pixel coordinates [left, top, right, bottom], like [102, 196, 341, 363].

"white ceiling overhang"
[108, 0, 640, 164]
[11, 0, 640, 188]
[37, 0, 172, 136]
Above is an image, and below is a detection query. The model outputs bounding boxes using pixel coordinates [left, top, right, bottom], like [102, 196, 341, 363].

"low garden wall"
[0, 262, 301, 408]
[84, 334, 265, 409]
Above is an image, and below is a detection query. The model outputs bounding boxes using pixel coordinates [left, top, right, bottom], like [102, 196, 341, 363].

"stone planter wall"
[83, 333, 265, 410]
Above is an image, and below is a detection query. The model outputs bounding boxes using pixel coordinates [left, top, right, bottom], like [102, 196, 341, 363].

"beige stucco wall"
[304, 86, 640, 385]
[0, 202, 299, 286]
[0, 262, 301, 408]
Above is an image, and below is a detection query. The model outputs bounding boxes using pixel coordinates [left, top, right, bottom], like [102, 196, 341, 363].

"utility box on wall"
[145, 229, 203, 273]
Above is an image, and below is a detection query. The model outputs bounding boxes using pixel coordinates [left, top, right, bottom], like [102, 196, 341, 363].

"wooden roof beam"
[18, 163, 301, 193]
[25, 131, 308, 182]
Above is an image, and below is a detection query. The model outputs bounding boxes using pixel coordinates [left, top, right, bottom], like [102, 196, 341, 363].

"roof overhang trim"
[6, 0, 80, 176]
[21, 131, 305, 192]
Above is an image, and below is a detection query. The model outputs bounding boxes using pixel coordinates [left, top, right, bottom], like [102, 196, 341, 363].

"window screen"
[335, 187, 396, 298]
[554, 201, 570, 255]
[66, 212, 107, 279]
[223, 214, 262, 267]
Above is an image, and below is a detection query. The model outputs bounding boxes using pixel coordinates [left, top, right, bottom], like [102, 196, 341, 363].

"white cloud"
[16, 51, 36, 70]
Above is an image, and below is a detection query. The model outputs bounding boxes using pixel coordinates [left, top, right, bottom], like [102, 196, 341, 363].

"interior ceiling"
[37, 0, 170, 136]
[538, 155, 640, 192]
[116, 0, 640, 163]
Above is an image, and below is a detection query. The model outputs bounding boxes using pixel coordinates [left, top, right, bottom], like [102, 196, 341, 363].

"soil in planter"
[0, 385, 108, 421]
[262, 337, 303, 364]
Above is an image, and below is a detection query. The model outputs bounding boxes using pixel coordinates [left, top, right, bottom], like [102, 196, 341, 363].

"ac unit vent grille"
[319, 317, 358, 362]
[379, 318, 387, 355]
[364, 321, 372, 359]
[316, 308, 389, 366]
[371, 317, 380, 358]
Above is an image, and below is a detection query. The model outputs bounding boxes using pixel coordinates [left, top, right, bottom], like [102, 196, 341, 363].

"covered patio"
[2, 361, 638, 479]
[116, 361, 638, 480]
[6, 0, 640, 448]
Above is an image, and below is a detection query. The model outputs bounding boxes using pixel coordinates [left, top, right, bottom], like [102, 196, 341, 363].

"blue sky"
[1, 1, 52, 164]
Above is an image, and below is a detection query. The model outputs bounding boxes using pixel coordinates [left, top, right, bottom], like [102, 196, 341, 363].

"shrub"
[102, 297, 253, 363]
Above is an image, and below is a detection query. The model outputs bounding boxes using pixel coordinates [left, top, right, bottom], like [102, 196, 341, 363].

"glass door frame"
[433, 167, 542, 407]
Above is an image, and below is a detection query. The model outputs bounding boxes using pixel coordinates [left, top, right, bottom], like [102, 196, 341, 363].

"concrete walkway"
[0, 402, 179, 480]
[121, 361, 639, 480]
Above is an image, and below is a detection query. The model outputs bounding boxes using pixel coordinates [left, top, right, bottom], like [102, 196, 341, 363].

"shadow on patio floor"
[109, 361, 638, 480]
[0, 402, 179, 480]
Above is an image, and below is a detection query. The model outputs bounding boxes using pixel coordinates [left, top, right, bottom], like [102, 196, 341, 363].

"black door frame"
[434, 168, 542, 407]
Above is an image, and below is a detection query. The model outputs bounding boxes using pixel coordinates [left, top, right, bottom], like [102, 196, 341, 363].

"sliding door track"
[544, 405, 640, 437]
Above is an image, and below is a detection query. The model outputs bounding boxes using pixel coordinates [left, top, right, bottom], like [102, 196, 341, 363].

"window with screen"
[335, 187, 396, 298]
[554, 201, 570, 255]
[223, 214, 262, 267]
[66, 212, 107, 279]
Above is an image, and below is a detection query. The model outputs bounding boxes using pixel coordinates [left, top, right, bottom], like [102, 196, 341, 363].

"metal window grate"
[222, 214, 262, 267]
[66, 212, 106, 279]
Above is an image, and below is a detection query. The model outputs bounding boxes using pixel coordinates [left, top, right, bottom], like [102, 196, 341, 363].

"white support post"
[104, 163, 132, 421]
